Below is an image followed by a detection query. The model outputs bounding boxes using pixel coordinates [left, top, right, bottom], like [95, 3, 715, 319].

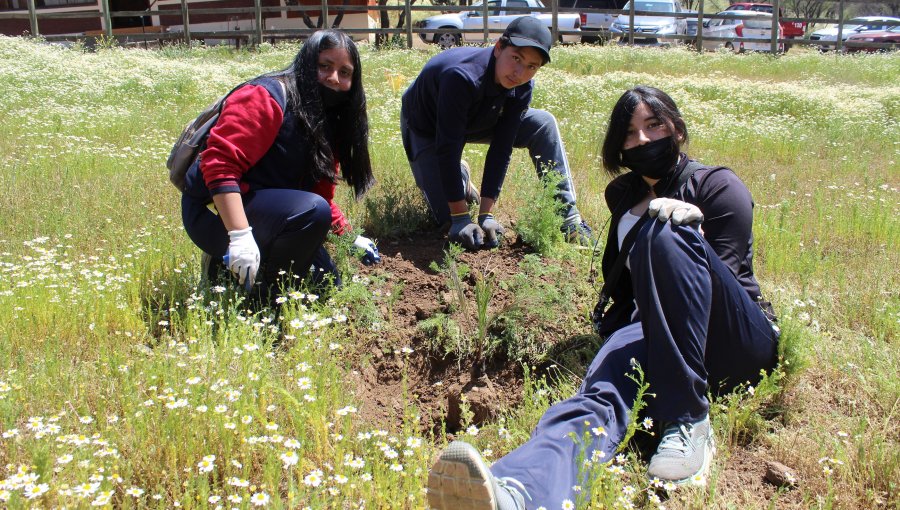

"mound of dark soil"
[348, 229, 588, 434]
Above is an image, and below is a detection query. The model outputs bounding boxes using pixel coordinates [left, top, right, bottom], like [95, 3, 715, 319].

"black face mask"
[621, 136, 678, 180]
[319, 85, 350, 108]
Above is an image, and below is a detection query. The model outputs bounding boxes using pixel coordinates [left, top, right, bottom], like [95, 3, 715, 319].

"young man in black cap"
[400, 16, 592, 251]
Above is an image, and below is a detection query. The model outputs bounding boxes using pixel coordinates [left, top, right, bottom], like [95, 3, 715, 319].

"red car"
[845, 25, 900, 52]
[725, 2, 806, 45]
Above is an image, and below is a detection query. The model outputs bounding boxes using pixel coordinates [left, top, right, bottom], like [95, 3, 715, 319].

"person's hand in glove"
[223, 227, 260, 291]
[648, 198, 704, 225]
[353, 235, 381, 265]
[477, 213, 504, 249]
[448, 212, 483, 250]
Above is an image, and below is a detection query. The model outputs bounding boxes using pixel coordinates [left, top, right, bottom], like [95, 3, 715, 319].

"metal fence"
[1, 0, 898, 52]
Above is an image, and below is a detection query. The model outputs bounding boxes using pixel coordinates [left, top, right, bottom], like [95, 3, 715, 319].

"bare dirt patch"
[711, 447, 805, 509]
[347, 229, 549, 434]
[341, 222, 605, 436]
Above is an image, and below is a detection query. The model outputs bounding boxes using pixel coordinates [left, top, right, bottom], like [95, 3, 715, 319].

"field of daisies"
[0, 35, 898, 509]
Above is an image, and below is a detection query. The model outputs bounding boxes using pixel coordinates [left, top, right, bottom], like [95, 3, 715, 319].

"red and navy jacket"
[183, 76, 350, 234]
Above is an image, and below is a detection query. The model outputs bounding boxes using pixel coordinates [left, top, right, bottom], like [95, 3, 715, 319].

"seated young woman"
[426, 85, 780, 510]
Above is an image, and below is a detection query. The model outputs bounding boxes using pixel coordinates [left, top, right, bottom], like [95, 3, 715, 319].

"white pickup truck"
[416, 0, 582, 49]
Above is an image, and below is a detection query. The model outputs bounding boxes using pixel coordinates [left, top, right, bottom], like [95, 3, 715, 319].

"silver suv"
[609, 0, 688, 45]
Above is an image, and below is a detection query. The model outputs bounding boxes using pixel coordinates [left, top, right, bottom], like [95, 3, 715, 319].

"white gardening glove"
[224, 227, 260, 291]
[353, 235, 381, 265]
[648, 198, 704, 226]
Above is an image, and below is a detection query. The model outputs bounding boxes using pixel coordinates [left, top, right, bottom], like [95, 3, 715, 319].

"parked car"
[558, 0, 627, 43]
[696, 10, 748, 52]
[416, 0, 582, 49]
[725, 2, 806, 48]
[740, 11, 784, 52]
[809, 16, 900, 51]
[845, 25, 900, 52]
[684, 8, 698, 38]
[609, 0, 688, 45]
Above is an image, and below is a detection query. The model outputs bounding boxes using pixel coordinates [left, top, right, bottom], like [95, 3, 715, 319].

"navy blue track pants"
[491, 220, 779, 509]
[182, 188, 334, 286]
[401, 108, 580, 226]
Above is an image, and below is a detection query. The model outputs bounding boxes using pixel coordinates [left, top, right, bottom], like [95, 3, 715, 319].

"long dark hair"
[601, 86, 688, 176]
[270, 30, 374, 199]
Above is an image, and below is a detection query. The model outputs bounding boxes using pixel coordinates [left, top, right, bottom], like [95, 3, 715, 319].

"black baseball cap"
[504, 16, 552, 63]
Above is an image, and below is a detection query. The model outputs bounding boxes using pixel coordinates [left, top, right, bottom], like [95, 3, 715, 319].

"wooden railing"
[1, 0, 897, 53]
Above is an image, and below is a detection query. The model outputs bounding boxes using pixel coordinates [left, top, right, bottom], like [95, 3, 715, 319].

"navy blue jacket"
[401, 47, 532, 201]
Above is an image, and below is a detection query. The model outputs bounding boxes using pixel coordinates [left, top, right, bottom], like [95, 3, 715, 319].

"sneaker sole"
[427, 442, 496, 509]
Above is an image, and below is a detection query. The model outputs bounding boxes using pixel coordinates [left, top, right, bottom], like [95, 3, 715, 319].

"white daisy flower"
[250, 492, 270, 506]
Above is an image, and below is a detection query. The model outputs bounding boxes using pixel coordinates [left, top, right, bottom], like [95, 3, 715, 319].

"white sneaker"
[461, 161, 480, 206]
[647, 415, 715, 485]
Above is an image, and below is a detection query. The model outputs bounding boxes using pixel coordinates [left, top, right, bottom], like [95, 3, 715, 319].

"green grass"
[0, 37, 897, 508]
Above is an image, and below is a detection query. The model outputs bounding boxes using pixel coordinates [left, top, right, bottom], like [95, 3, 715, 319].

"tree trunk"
[376, 0, 390, 46]
[375, 0, 417, 47]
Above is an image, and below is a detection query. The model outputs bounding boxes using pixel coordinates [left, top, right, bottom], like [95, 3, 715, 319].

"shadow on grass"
[540, 332, 606, 377]
[137, 256, 205, 343]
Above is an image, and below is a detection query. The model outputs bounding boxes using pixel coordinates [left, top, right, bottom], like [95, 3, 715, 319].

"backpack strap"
[592, 212, 650, 323]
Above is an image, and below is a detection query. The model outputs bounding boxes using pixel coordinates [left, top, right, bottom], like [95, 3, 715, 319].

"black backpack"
[166, 83, 246, 192]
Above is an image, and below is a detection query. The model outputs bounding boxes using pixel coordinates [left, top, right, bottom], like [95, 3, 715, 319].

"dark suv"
[560, 0, 628, 42]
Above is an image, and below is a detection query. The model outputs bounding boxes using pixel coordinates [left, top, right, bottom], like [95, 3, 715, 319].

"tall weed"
[514, 172, 566, 256]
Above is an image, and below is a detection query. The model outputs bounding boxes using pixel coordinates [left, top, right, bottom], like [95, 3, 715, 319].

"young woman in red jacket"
[181, 30, 379, 298]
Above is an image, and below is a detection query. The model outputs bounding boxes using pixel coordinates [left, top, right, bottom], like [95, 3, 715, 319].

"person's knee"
[281, 193, 332, 237]
[523, 109, 560, 141]
[630, 221, 702, 271]
[309, 194, 333, 235]
[631, 218, 697, 258]
[526, 108, 557, 129]
[519, 109, 565, 172]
